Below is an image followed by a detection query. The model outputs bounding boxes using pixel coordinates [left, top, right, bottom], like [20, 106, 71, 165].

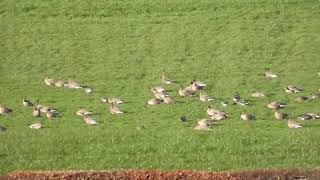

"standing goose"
[0, 105, 13, 115]
[110, 103, 124, 115]
[284, 85, 302, 93]
[240, 112, 255, 121]
[160, 72, 174, 84]
[28, 122, 42, 129]
[22, 98, 33, 107]
[251, 92, 265, 98]
[267, 102, 286, 110]
[44, 77, 55, 86]
[199, 91, 214, 102]
[32, 107, 41, 117]
[275, 111, 289, 120]
[265, 68, 278, 78]
[83, 116, 97, 125]
[288, 119, 302, 129]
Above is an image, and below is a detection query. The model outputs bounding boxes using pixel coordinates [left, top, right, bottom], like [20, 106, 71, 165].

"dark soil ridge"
[2, 169, 320, 180]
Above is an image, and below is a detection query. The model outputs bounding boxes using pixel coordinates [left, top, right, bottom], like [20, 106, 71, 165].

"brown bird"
[44, 76, 55, 86]
[251, 92, 265, 98]
[288, 119, 302, 129]
[160, 72, 174, 84]
[32, 107, 41, 117]
[22, 98, 33, 107]
[110, 103, 124, 115]
[265, 68, 278, 78]
[284, 85, 302, 93]
[178, 85, 196, 97]
[240, 112, 255, 121]
[267, 102, 286, 110]
[275, 111, 289, 120]
[0, 104, 13, 115]
[295, 96, 308, 102]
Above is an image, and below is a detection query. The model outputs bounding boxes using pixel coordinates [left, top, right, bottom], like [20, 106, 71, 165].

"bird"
[110, 103, 124, 115]
[275, 111, 289, 120]
[160, 72, 174, 84]
[233, 93, 248, 105]
[151, 86, 166, 93]
[28, 122, 42, 129]
[267, 102, 286, 110]
[265, 68, 278, 78]
[150, 88, 166, 99]
[0, 125, 7, 132]
[22, 98, 33, 107]
[207, 106, 221, 116]
[298, 112, 320, 120]
[44, 76, 55, 86]
[64, 78, 82, 89]
[209, 111, 228, 121]
[83, 116, 97, 125]
[0, 104, 13, 115]
[101, 97, 124, 104]
[194, 119, 212, 130]
[221, 101, 229, 107]
[178, 85, 196, 97]
[295, 96, 308, 102]
[288, 119, 302, 129]
[232, 92, 242, 102]
[163, 96, 175, 104]
[147, 98, 163, 105]
[46, 109, 60, 119]
[310, 92, 320, 99]
[284, 85, 302, 93]
[251, 92, 265, 98]
[189, 80, 205, 92]
[192, 79, 206, 88]
[84, 87, 92, 95]
[199, 91, 214, 102]
[32, 107, 41, 117]
[75, 108, 92, 117]
[36, 104, 50, 113]
[240, 112, 255, 121]
[53, 80, 66, 87]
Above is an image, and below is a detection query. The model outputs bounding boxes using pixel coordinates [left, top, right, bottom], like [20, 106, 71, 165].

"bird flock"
[0, 69, 320, 131]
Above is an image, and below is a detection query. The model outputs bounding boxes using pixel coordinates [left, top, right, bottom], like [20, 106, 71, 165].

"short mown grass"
[0, 0, 320, 175]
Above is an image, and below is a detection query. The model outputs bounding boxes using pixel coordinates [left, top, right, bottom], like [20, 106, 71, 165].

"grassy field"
[0, 0, 320, 175]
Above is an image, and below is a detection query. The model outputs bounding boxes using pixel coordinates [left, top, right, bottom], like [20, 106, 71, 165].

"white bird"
[28, 122, 42, 129]
[84, 87, 92, 95]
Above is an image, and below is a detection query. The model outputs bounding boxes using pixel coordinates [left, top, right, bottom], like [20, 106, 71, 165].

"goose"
[288, 119, 302, 128]
[28, 122, 42, 129]
[178, 85, 195, 97]
[178, 115, 187, 122]
[44, 77, 55, 86]
[76, 108, 92, 117]
[32, 107, 41, 117]
[209, 111, 228, 121]
[199, 91, 214, 102]
[251, 92, 265, 98]
[84, 87, 92, 95]
[0, 125, 7, 132]
[240, 112, 255, 121]
[83, 116, 97, 125]
[305, 112, 320, 119]
[46, 109, 60, 119]
[194, 119, 212, 130]
[221, 101, 229, 107]
[193, 79, 206, 87]
[310, 92, 320, 99]
[207, 106, 221, 116]
[64, 78, 82, 89]
[298, 112, 320, 120]
[233, 92, 242, 102]
[147, 98, 163, 105]
[160, 72, 174, 84]
[275, 111, 289, 120]
[189, 80, 205, 92]
[101, 97, 124, 104]
[110, 103, 124, 115]
[37, 105, 50, 113]
[267, 102, 286, 110]
[284, 85, 302, 93]
[295, 96, 308, 102]
[235, 99, 249, 106]
[53, 80, 66, 87]
[22, 98, 33, 107]
[0, 105, 13, 115]
[151, 86, 166, 93]
[265, 68, 278, 78]
[163, 96, 175, 104]
[151, 88, 166, 99]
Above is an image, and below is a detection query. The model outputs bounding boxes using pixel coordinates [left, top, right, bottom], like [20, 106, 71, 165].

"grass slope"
[0, 0, 320, 175]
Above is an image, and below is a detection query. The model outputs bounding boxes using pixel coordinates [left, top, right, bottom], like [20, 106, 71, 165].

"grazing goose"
[194, 119, 212, 130]
[178, 115, 187, 122]
[0, 125, 7, 132]
[64, 78, 82, 89]
[101, 97, 124, 104]
[22, 98, 33, 107]
[288, 119, 302, 129]
[199, 91, 214, 102]
[160, 72, 174, 84]
[28, 122, 42, 129]
[44, 77, 55, 86]
[147, 98, 163, 105]
[251, 92, 265, 98]
[83, 116, 97, 125]
[76, 108, 92, 117]
[163, 96, 175, 104]
[53, 80, 66, 87]
[284, 85, 302, 93]
[267, 102, 286, 110]
[0, 105, 13, 115]
[265, 68, 278, 78]
[298, 112, 320, 120]
[240, 112, 255, 121]
[178, 85, 196, 97]
[295, 96, 308, 102]
[32, 107, 41, 117]
[275, 111, 289, 120]
[110, 103, 124, 115]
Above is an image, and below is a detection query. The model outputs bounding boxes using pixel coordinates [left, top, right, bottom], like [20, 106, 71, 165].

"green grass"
[1, 0, 320, 175]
